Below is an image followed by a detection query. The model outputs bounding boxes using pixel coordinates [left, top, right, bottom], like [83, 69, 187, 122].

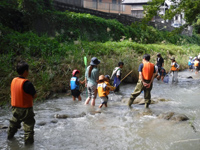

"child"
[188, 56, 193, 72]
[70, 70, 85, 101]
[97, 75, 111, 108]
[156, 67, 166, 81]
[104, 75, 115, 94]
[8, 61, 37, 145]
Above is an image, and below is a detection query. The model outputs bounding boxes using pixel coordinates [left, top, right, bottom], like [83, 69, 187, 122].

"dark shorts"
[189, 65, 193, 69]
[71, 89, 81, 98]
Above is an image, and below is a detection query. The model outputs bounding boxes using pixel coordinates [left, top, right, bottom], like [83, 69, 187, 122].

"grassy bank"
[0, 32, 199, 105]
[1, 1, 200, 105]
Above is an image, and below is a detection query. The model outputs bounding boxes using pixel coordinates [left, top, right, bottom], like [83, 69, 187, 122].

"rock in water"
[37, 121, 46, 126]
[171, 114, 189, 121]
[50, 120, 58, 123]
[158, 112, 189, 122]
[187, 76, 193, 79]
[158, 112, 175, 120]
[54, 114, 68, 119]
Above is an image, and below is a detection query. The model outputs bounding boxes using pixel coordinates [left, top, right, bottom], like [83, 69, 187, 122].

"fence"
[52, 1, 193, 36]
[83, 1, 129, 14]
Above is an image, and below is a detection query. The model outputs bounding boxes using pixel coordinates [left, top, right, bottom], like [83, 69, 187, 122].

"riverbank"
[1, 1, 200, 105]
[0, 40, 199, 105]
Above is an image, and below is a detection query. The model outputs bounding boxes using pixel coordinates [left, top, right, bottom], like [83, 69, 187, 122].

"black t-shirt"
[157, 57, 164, 67]
[19, 76, 36, 97]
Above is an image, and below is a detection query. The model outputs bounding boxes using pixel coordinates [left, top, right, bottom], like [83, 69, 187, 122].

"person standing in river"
[170, 57, 179, 83]
[7, 61, 37, 145]
[85, 57, 100, 106]
[111, 62, 124, 92]
[128, 54, 156, 108]
[156, 53, 164, 75]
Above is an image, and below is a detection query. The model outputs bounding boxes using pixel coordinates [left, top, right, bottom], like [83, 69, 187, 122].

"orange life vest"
[142, 62, 155, 80]
[194, 60, 199, 67]
[97, 82, 108, 97]
[11, 77, 33, 108]
[104, 81, 115, 95]
[171, 62, 178, 71]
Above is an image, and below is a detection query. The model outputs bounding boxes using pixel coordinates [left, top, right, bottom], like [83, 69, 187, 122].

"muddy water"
[0, 71, 200, 150]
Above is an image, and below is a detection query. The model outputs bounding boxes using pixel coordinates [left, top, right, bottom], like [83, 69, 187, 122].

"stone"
[187, 76, 193, 79]
[54, 114, 68, 119]
[50, 120, 58, 123]
[171, 114, 189, 122]
[37, 121, 46, 126]
[158, 112, 189, 122]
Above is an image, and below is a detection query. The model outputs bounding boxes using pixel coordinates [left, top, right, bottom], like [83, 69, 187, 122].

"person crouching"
[97, 75, 111, 108]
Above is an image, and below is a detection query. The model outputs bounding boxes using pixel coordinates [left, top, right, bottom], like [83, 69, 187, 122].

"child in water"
[70, 70, 85, 101]
[97, 75, 113, 108]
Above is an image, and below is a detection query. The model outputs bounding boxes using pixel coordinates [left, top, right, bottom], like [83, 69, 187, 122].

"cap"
[72, 69, 80, 76]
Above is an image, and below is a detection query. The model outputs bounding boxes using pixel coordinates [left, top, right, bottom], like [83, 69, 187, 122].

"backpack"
[110, 67, 120, 81]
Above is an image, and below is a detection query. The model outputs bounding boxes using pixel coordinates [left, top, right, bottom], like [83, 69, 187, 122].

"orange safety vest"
[11, 77, 33, 108]
[142, 62, 155, 80]
[104, 81, 115, 95]
[171, 62, 178, 71]
[97, 82, 108, 97]
[194, 60, 199, 67]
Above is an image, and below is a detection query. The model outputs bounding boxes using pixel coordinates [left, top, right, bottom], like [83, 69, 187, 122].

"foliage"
[143, 0, 200, 26]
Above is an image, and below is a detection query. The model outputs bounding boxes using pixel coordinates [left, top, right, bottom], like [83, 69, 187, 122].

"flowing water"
[0, 71, 200, 150]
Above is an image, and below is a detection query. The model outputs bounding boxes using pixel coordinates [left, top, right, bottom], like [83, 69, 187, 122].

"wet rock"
[54, 114, 68, 119]
[121, 97, 169, 105]
[89, 110, 101, 115]
[70, 112, 87, 118]
[187, 76, 193, 79]
[54, 112, 87, 119]
[0, 125, 8, 129]
[158, 112, 174, 120]
[50, 120, 58, 124]
[171, 114, 189, 121]
[158, 112, 189, 122]
[37, 121, 46, 126]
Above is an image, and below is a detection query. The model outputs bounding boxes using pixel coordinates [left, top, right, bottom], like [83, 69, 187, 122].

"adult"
[111, 62, 124, 92]
[128, 54, 156, 108]
[170, 57, 179, 83]
[156, 53, 164, 74]
[85, 57, 100, 106]
[8, 61, 37, 145]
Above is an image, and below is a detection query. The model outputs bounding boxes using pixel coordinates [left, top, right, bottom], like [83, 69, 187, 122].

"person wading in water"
[84, 57, 100, 106]
[128, 54, 156, 108]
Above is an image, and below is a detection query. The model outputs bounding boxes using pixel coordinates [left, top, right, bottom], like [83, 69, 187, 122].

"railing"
[84, 1, 127, 14]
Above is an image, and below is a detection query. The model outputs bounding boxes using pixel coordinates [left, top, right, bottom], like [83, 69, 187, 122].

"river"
[0, 71, 200, 150]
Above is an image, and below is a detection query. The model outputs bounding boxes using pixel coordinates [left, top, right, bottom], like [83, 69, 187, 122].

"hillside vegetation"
[0, 0, 200, 105]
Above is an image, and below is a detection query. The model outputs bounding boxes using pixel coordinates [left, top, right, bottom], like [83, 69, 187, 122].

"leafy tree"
[143, 0, 200, 25]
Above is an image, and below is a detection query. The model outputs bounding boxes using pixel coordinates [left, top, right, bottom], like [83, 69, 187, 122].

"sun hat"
[72, 69, 80, 76]
[99, 75, 105, 81]
[90, 57, 100, 65]
[170, 57, 175, 60]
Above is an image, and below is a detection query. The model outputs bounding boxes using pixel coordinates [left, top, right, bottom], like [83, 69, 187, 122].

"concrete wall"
[53, 1, 193, 36]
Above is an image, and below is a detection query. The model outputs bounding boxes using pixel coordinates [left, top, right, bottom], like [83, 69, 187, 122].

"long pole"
[120, 70, 133, 82]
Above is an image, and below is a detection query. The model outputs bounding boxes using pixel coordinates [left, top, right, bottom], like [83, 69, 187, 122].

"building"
[84, 0, 132, 15]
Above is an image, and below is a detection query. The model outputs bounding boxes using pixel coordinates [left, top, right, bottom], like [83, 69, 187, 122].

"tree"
[143, 0, 200, 25]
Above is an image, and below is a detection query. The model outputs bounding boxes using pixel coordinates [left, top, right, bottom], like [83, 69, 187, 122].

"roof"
[122, 0, 150, 5]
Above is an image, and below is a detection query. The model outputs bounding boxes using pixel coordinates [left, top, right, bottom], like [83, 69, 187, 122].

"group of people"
[188, 54, 200, 74]
[7, 53, 181, 145]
